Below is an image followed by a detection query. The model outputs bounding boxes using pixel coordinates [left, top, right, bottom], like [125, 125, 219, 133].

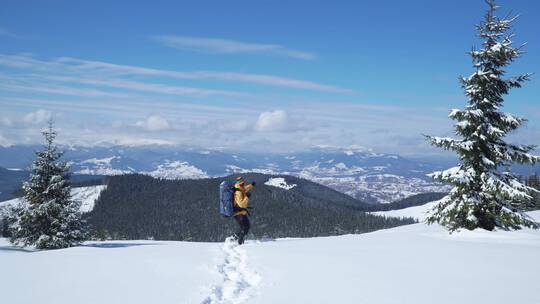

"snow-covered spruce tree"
[7, 121, 87, 249]
[426, 0, 540, 231]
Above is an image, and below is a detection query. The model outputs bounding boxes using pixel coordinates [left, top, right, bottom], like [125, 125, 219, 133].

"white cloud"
[0, 95, 457, 155]
[0, 54, 351, 93]
[1, 117, 12, 126]
[23, 109, 52, 125]
[0, 133, 11, 147]
[0, 81, 134, 99]
[153, 35, 316, 60]
[7, 52, 535, 156]
[43, 75, 245, 97]
[218, 120, 250, 132]
[136, 115, 171, 131]
[255, 110, 290, 132]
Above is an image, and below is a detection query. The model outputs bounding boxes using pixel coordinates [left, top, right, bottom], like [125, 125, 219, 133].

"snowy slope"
[0, 185, 107, 213]
[372, 201, 540, 224]
[370, 200, 441, 221]
[71, 185, 108, 212]
[2, 222, 540, 304]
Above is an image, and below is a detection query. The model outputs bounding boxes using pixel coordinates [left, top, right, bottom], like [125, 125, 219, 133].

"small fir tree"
[426, 0, 540, 231]
[6, 121, 87, 249]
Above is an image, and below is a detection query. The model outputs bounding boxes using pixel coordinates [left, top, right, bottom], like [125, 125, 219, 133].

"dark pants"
[234, 215, 250, 245]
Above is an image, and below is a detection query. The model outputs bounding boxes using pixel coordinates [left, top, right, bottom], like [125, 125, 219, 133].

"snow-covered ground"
[249, 224, 540, 304]
[0, 185, 107, 213]
[0, 239, 220, 304]
[1, 220, 539, 304]
[370, 200, 441, 221]
[371, 200, 540, 223]
[264, 177, 296, 190]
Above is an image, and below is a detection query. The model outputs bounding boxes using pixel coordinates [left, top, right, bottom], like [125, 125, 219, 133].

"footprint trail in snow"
[202, 238, 261, 304]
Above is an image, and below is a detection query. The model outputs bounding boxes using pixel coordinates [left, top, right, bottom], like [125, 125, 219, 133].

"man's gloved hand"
[251, 181, 256, 186]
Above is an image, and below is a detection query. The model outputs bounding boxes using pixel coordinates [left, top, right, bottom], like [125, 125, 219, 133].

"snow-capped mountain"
[75, 156, 134, 175]
[2, 144, 535, 203]
[142, 160, 209, 180]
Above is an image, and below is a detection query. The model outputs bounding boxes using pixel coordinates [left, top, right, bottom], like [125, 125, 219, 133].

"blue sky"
[0, 0, 538, 155]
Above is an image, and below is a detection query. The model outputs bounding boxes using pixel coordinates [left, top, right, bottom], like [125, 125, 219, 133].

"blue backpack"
[219, 181, 235, 217]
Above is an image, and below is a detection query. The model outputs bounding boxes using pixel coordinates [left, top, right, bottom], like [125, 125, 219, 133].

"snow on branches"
[425, 0, 539, 231]
[5, 121, 87, 249]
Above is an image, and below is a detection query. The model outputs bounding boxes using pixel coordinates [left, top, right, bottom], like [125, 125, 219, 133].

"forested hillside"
[0, 166, 106, 200]
[87, 173, 415, 241]
[0, 167, 27, 201]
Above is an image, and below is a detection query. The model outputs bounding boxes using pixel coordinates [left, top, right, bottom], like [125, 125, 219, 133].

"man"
[233, 176, 256, 245]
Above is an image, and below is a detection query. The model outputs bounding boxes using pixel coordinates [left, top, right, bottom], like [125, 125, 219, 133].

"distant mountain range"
[1, 144, 537, 204]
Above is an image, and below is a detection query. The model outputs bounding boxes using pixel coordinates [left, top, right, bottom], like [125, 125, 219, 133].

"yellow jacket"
[234, 182, 254, 216]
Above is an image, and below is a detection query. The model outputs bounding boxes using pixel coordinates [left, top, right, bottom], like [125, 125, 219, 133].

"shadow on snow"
[82, 242, 163, 249]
